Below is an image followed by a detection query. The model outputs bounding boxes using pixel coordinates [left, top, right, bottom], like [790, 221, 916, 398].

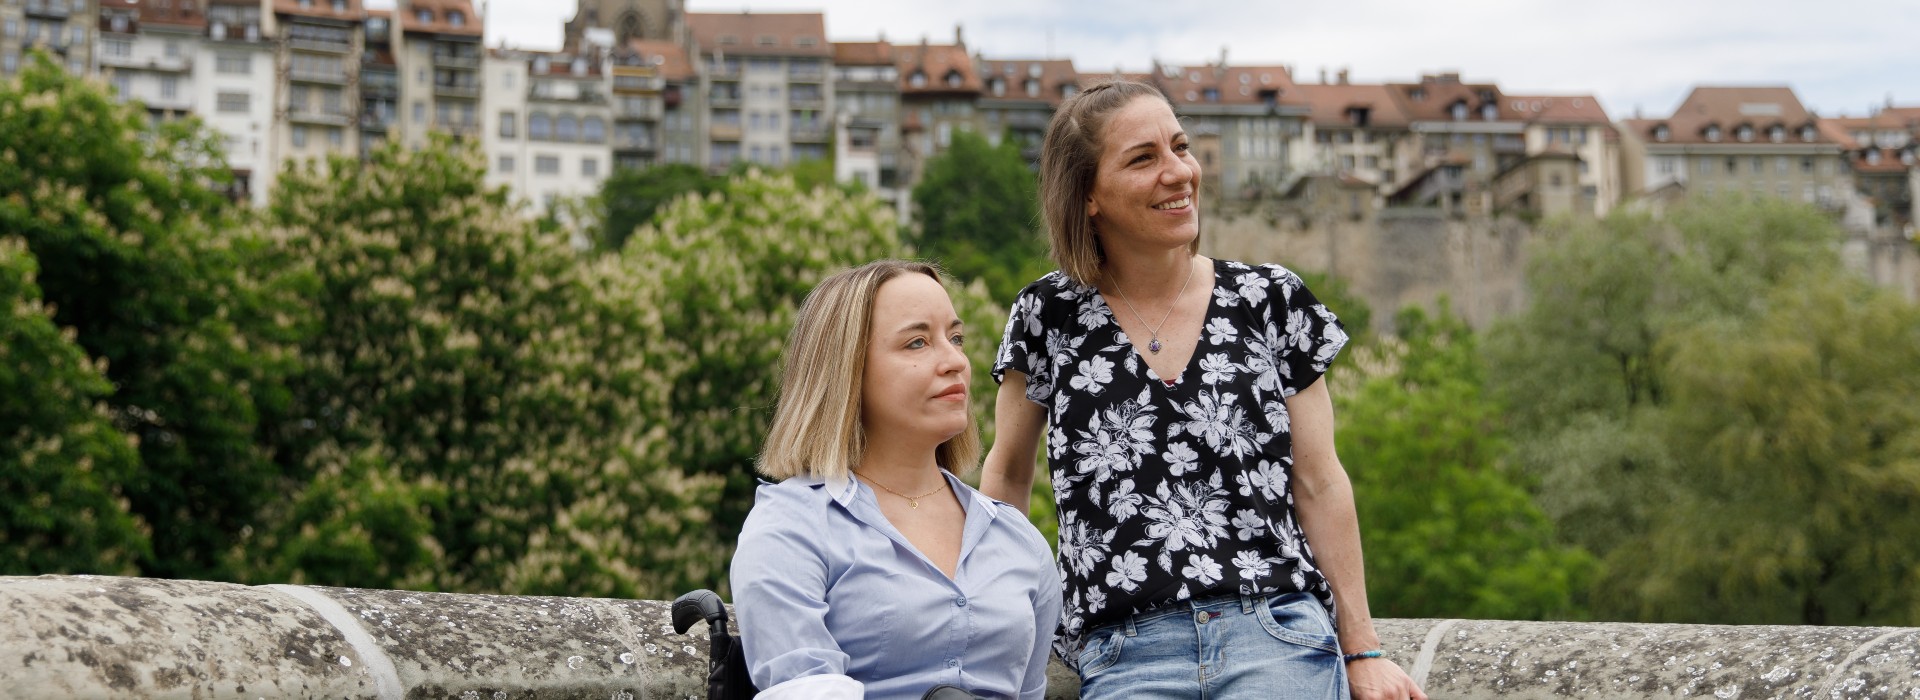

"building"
[1152, 58, 1310, 199]
[1384, 73, 1524, 214]
[564, 0, 682, 49]
[395, 0, 481, 148]
[199, 0, 278, 205]
[1290, 74, 1414, 195]
[96, 0, 198, 121]
[609, 38, 696, 169]
[274, 0, 364, 162]
[1618, 86, 1851, 208]
[686, 12, 832, 172]
[484, 49, 613, 213]
[893, 31, 981, 184]
[831, 39, 902, 203]
[1822, 106, 1919, 231]
[4, 0, 95, 76]
[975, 56, 1077, 162]
[357, 9, 398, 152]
[1506, 93, 1618, 216]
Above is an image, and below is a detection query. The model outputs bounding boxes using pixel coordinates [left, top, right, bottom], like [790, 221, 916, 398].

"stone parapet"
[3, 575, 1916, 698]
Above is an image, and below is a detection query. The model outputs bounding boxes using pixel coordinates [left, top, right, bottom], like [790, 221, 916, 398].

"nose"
[1159, 146, 1196, 186]
[937, 339, 969, 376]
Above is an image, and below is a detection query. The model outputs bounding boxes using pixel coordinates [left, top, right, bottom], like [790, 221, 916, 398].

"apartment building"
[687, 12, 831, 172]
[357, 9, 397, 151]
[565, 0, 682, 49]
[395, 0, 480, 147]
[607, 39, 689, 169]
[1382, 73, 1526, 214]
[3, 0, 94, 76]
[274, 0, 363, 162]
[484, 49, 614, 213]
[1822, 106, 1919, 230]
[1506, 93, 1617, 216]
[199, 0, 277, 205]
[976, 57, 1077, 162]
[1619, 86, 1850, 207]
[893, 32, 980, 184]
[831, 39, 902, 201]
[1290, 75, 1413, 193]
[96, 0, 197, 119]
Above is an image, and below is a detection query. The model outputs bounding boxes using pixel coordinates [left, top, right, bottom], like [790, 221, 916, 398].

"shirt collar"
[815, 469, 999, 523]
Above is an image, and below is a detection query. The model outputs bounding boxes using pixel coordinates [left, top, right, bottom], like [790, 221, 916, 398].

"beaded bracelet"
[1342, 650, 1385, 663]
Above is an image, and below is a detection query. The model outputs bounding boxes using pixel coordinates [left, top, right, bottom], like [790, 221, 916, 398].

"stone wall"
[5, 575, 1918, 699]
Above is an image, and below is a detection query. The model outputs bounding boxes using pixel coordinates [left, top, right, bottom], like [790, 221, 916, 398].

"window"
[1480, 103, 1498, 120]
[1801, 157, 1813, 173]
[291, 126, 308, 148]
[1750, 156, 1763, 174]
[581, 157, 597, 177]
[1653, 124, 1670, 142]
[103, 39, 132, 58]
[416, 9, 432, 24]
[1658, 157, 1676, 175]
[448, 10, 465, 27]
[332, 0, 345, 11]
[217, 91, 250, 113]
[216, 52, 251, 74]
[1698, 159, 1712, 175]
[110, 73, 131, 96]
[1450, 102, 1468, 121]
[160, 77, 178, 99]
[535, 155, 560, 174]
[498, 155, 515, 172]
[946, 71, 962, 88]
[1725, 157, 1737, 174]
[1736, 125, 1754, 142]
[1704, 125, 1722, 142]
[499, 111, 517, 139]
[1800, 125, 1817, 142]
[328, 128, 344, 147]
[413, 101, 426, 124]
[909, 71, 926, 88]
[1769, 125, 1786, 143]
[529, 113, 551, 139]
[556, 115, 577, 141]
[582, 117, 605, 143]
[1776, 156, 1789, 174]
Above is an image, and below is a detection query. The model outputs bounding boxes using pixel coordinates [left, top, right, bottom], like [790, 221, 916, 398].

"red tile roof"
[399, 0, 481, 37]
[1289, 83, 1411, 128]
[274, 0, 364, 21]
[833, 40, 896, 67]
[622, 38, 695, 81]
[1387, 73, 1517, 122]
[895, 42, 980, 95]
[1154, 63, 1296, 107]
[979, 58, 1079, 106]
[1504, 94, 1610, 124]
[1629, 86, 1833, 146]
[688, 12, 831, 57]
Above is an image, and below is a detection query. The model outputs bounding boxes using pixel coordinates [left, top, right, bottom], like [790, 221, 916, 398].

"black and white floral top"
[993, 258, 1349, 662]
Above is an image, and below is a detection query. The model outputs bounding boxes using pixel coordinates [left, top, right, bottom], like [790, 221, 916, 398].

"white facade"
[196, 36, 278, 207]
[97, 26, 197, 115]
[485, 53, 613, 215]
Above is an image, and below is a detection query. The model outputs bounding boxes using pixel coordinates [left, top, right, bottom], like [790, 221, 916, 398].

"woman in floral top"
[982, 80, 1426, 700]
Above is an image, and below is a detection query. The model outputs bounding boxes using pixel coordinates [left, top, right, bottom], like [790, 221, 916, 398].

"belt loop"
[1240, 592, 1257, 614]
[1124, 614, 1139, 637]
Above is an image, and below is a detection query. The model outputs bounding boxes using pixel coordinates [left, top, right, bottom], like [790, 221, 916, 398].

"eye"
[906, 337, 928, 349]
[950, 333, 966, 347]
[1129, 152, 1152, 165]
[1174, 141, 1191, 153]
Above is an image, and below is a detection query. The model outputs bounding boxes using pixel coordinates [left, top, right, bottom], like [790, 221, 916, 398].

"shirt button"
[946, 659, 957, 668]
[955, 596, 968, 607]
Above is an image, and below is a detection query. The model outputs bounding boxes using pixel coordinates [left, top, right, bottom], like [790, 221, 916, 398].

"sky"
[472, 0, 1920, 121]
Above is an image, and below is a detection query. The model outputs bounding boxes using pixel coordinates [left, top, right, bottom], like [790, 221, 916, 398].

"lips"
[1153, 194, 1194, 210]
[934, 384, 967, 400]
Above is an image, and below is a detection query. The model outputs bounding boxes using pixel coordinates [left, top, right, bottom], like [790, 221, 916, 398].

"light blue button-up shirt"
[731, 470, 1062, 699]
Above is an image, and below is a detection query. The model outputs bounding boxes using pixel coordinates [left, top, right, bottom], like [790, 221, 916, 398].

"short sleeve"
[1267, 266, 1349, 397]
[992, 281, 1056, 404]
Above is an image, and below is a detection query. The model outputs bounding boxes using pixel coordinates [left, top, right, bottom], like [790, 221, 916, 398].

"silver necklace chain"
[1110, 257, 1196, 355]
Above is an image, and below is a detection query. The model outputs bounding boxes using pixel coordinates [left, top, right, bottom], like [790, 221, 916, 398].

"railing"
[289, 108, 353, 127]
[434, 83, 480, 99]
[289, 69, 349, 84]
[709, 123, 742, 140]
[790, 125, 830, 143]
[24, 0, 70, 20]
[290, 38, 352, 54]
[527, 88, 607, 104]
[432, 51, 480, 69]
[789, 95, 825, 110]
[615, 134, 657, 151]
[359, 112, 396, 130]
[616, 100, 663, 120]
[4, 575, 1919, 700]
[708, 92, 741, 108]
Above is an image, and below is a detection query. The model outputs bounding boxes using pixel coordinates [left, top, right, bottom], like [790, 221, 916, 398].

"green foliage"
[910, 130, 1049, 302]
[1488, 196, 1920, 624]
[596, 163, 721, 252]
[1336, 305, 1594, 620]
[0, 239, 148, 574]
[0, 51, 303, 580]
[252, 137, 725, 598]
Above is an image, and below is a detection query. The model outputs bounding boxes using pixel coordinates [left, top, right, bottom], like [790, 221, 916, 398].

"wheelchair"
[670, 589, 983, 700]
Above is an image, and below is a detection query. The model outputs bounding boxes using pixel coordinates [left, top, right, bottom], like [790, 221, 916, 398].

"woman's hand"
[1348, 657, 1427, 700]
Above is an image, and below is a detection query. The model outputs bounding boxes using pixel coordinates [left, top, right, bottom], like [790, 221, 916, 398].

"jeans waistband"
[1102, 592, 1273, 637]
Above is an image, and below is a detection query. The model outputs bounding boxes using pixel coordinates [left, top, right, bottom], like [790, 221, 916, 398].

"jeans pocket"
[1075, 628, 1125, 678]
[1257, 592, 1340, 654]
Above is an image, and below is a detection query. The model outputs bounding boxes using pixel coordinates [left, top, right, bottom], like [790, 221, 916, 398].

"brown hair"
[1038, 79, 1202, 287]
[758, 259, 982, 480]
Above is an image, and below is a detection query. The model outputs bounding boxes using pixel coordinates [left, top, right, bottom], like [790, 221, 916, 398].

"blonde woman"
[732, 260, 1061, 700]
[982, 81, 1425, 700]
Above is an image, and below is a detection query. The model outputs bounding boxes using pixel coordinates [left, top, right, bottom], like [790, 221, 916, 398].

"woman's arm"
[1020, 542, 1064, 700]
[731, 498, 863, 699]
[980, 370, 1046, 514]
[1287, 377, 1427, 700]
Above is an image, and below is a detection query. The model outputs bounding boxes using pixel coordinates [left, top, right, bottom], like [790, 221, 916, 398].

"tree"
[910, 130, 1051, 302]
[250, 137, 726, 598]
[0, 239, 149, 575]
[1335, 305, 1594, 620]
[594, 163, 720, 252]
[0, 51, 306, 581]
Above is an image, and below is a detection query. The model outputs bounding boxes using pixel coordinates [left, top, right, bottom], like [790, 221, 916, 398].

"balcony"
[290, 69, 350, 85]
[435, 120, 480, 138]
[614, 134, 657, 152]
[434, 82, 480, 100]
[616, 100, 663, 120]
[360, 112, 396, 131]
[290, 37, 352, 54]
[360, 82, 398, 100]
[207, 22, 265, 44]
[709, 123, 742, 141]
[611, 74, 662, 93]
[25, 0, 70, 20]
[527, 87, 607, 105]
[100, 54, 195, 73]
[432, 51, 480, 70]
[789, 95, 825, 110]
[289, 108, 353, 127]
[708, 92, 741, 108]
[790, 125, 830, 143]
[1493, 135, 1526, 154]
[141, 94, 195, 113]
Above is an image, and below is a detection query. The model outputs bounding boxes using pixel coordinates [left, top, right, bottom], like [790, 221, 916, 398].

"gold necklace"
[1110, 257, 1197, 355]
[855, 471, 947, 509]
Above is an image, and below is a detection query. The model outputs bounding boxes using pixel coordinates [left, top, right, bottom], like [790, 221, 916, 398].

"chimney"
[954, 24, 964, 48]
[1319, 66, 1326, 84]
[1337, 67, 1349, 85]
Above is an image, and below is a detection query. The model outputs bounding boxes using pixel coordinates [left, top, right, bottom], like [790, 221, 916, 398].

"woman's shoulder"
[741, 476, 840, 531]
[952, 479, 1054, 560]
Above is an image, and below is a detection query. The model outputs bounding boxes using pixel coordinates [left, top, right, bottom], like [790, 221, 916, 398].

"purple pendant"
[1149, 338, 1163, 354]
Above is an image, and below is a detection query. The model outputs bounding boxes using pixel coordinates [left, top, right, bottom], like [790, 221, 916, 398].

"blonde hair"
[1039, 79, 1203, 287]
[758, 259, 982, 480]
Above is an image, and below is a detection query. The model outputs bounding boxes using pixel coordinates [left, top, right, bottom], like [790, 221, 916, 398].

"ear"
[1086, 194, 1100, 220]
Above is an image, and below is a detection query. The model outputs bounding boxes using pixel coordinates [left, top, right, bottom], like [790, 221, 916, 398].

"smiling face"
[860, 272, 971, 449]
[1086, 95, 1202, 254]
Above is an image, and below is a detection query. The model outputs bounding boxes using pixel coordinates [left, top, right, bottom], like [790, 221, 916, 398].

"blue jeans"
[1075, 592, 1349, 700]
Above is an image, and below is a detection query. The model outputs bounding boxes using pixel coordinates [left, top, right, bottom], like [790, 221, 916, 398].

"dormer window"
[1704, 124, 1722, 142]
[572, 57, 587, 76]
[718, 35, 738, 46]
[1060, 84, 1077, 99]
[1450, 101, 1468, 121]
[1653, 124, 1670, 142]
[331, 0, 345, 11]
[1024, 79, 1038, 97]
[908, 70, 926, 88]
[1866, 150, 1882, 165]
[1901, 150, 1916, 166]
[448, 10, 465, 27]
[1736, 124, 1754, 142]
[1410, 87, 1427, 101]
[1028, 63, 1042, 78]
[1477, 90, 1495, 103]
[756, 35, 777, 47]
[944, 70, 962, 88]
[990, 78, 1004, 96]
[1769, 125, 1786, 143]
[532, 56, 549, 73]
[1480, 102, 1498, 121]
[1800, 125, 1817, 142]
[1203, 88, 1219, 102]
[415, 9, 431, 24]
[795, 37, 817, 48]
